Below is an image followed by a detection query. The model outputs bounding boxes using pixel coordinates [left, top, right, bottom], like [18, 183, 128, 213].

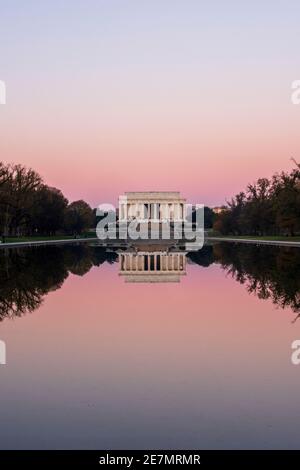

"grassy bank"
[0, 233, 97, 243]
[208, 235, 300, 242]
[2, 233, 300, 245]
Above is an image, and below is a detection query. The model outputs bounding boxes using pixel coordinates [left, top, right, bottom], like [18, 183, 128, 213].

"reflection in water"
[1, 241, 300, 450]
[119, 250, 187, 283]
[0, 242, 300, 320]
[186, 243, 300, 319]
[0, 245, 117, 321]
[212, 243, 300, 320]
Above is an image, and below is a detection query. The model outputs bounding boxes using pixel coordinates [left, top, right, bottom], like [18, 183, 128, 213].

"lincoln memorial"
[118, 191, 186, 222]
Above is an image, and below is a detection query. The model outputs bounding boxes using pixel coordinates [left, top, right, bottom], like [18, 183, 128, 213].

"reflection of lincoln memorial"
[119, 251, 187, 283]
[117, 192, 189, 282]
[119, 191, 186, 221]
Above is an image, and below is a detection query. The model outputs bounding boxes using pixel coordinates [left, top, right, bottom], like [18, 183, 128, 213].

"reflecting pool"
[0, 242, 300, 449]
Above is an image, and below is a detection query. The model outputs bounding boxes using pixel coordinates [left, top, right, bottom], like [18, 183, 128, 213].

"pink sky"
[0, 1, 300, 207]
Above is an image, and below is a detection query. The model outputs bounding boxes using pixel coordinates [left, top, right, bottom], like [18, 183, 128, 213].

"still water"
[0, 242, 300, 449]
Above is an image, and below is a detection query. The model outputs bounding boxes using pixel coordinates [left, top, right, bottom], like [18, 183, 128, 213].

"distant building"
[212, 206, 227, 215]
[118, 191, 186, 222]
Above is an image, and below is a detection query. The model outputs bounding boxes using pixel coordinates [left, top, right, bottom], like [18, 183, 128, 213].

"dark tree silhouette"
[0, 245, 118, 321]
[213, 163, 300, 236]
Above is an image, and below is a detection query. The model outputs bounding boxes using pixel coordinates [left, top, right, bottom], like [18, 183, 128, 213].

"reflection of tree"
[187, 245, 214, 267]
[62, 245, 94, 276]
[186, 242, 300, 316]
[2, 242, 299, 322]
[212, 243, 300, 316]
[0, 245, 118, 321]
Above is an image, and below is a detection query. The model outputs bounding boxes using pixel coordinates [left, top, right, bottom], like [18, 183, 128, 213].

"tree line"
[2, 160, 299, 238]
[0, 161, 217, 238]
[213, 162, 300, 236]
[0, 162, 95, 237]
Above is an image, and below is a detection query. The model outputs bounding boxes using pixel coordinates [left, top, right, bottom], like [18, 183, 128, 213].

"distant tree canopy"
[64, 200, 94, 235]
[213, 163, 300, 236]
[32, 186, 68, 235]
[187, 206, 216, 228]
[0, 162, 94, 237]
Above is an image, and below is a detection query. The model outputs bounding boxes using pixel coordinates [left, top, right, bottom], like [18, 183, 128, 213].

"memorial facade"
[118, 191, 186, 222]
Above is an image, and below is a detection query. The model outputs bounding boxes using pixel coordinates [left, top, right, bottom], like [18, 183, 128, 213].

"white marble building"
[118, 191, 186, 222]
[119, 251, 187, 283]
